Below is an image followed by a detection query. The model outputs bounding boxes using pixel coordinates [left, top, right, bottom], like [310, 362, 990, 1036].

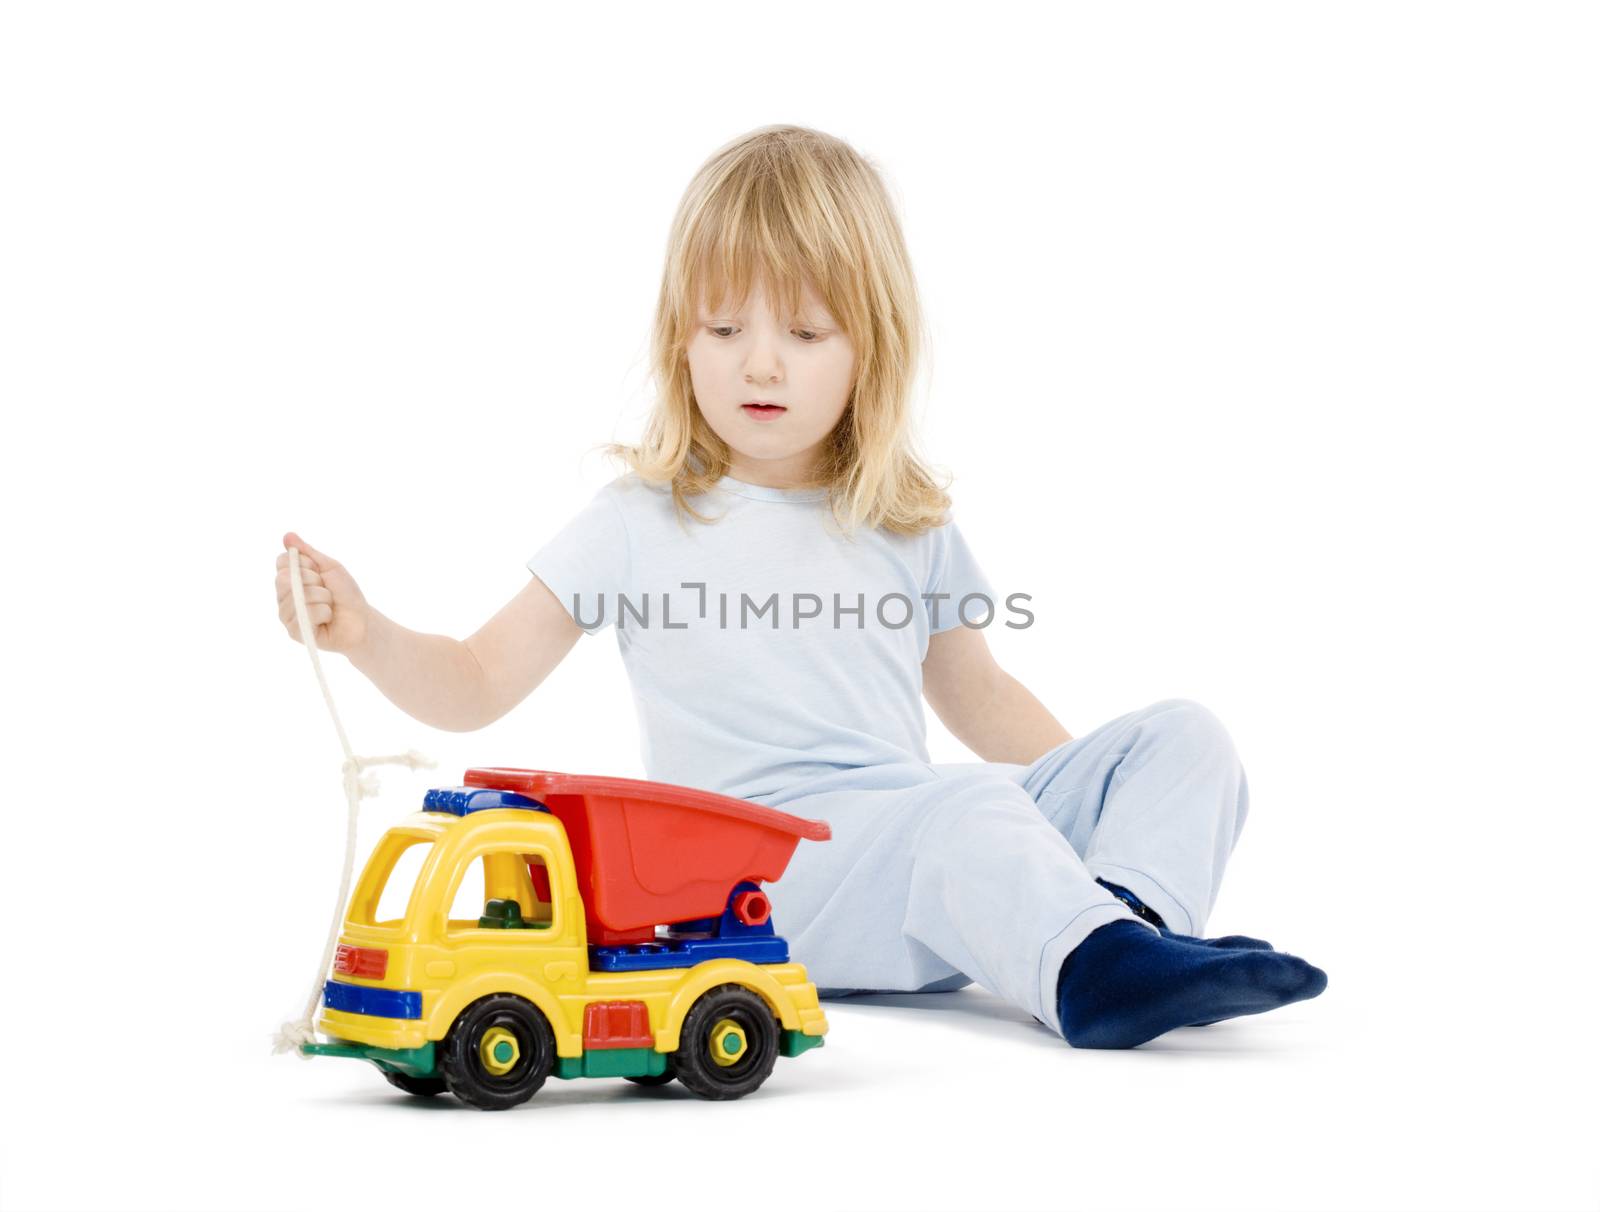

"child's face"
[686, 276, 857, 488]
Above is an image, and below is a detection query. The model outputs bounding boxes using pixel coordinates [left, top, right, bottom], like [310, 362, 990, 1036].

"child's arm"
[275, 532, 582, 732]
[922, 625, 1073, 764]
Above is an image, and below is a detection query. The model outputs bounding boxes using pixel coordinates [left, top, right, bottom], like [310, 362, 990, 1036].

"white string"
[272, 545, 435, 1055]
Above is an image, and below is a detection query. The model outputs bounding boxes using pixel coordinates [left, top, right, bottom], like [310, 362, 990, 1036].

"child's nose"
[743, 348, 782, 379]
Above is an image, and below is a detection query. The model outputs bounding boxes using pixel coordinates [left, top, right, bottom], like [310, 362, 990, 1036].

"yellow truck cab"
[303, 770, 830, 1108]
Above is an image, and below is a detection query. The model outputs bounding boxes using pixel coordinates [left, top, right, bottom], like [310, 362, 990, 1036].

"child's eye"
[705, 325, 822, 342]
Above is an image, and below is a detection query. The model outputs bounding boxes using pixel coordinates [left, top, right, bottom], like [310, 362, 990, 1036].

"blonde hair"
[602, 124, 953, 536]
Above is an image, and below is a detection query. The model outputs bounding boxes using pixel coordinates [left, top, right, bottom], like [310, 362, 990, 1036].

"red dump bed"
[462, 768, 831, 946]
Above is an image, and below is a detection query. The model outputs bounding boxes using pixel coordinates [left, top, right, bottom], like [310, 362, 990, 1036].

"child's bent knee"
[1142, 698, 1241, 764]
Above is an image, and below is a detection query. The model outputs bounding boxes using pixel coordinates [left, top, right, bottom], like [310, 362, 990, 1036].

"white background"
[2, 3, 1596, 1210]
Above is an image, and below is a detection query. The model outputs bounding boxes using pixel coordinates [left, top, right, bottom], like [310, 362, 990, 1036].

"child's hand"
[276, 532, 372, 654]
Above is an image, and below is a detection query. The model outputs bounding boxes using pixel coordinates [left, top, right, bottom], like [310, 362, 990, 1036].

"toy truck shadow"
[301, 767, 831, 1109]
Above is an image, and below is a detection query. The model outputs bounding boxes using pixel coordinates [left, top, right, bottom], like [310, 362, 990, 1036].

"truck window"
[447, 856, 485, 925]
[444, 850, 556, 932]
[352, 835, 435, 927]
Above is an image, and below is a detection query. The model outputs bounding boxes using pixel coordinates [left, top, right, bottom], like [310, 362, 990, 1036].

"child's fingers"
[278, 584, 332, 615]
[282, 532, 338, 573]
[275, 566, 324, 594]
[277, 576, 331, 601]
[283, 602, 333, 638]
[279, 588, 332, 627]
[275, 563, 325, 593]
[277, 545, 329, 575]
[275, 552, 326, 586]
[280, 602, 332, 629]
[281, 538, 319, 573]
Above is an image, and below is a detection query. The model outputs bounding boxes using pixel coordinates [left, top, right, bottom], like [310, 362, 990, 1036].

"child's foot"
[1055, 920, 1327, 1049]
[1029, 929, 1279, 1029]
[1155, 929, 1283, 1025]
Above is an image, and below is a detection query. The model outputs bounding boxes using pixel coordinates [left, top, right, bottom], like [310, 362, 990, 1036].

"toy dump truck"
[300, 767, 832, 1109]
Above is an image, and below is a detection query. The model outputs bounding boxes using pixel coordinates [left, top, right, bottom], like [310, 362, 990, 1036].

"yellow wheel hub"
[479, 1026, 521, 1075]
[709, 1018, 747, 1067]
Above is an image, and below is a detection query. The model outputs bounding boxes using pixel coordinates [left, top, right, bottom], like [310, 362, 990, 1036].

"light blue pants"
[754, 699, 1250, 1037]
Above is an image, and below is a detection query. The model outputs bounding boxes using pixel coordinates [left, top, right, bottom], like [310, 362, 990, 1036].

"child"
[275, 124, 1326, 1049]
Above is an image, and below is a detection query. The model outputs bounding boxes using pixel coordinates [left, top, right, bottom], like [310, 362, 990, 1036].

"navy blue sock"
[1055, 920, 1328, 1049]
[1095, 877, 1275, 951]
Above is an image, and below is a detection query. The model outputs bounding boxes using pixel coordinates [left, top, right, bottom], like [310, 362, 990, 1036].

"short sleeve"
[924, 519, 996, 634]
[526, 483, 631, 634]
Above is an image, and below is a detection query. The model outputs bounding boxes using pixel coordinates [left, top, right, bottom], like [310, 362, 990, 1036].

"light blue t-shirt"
[527, 473, 995, 802]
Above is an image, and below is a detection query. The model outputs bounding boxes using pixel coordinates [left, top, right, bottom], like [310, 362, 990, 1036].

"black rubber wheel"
[382, 1069, 448, 1098]
[672, 984, 779, 1101]
[439, 994, 556, 1111]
